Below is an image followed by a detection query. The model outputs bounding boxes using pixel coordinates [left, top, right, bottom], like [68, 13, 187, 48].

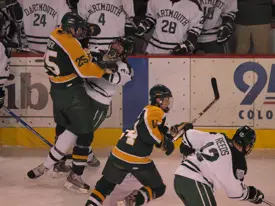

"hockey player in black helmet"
[175, 125, 265, 206]
[232, 125, 256, 155]
[85, 84, 176, 206]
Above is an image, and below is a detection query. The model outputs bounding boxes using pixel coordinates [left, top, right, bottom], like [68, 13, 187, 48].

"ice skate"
[87, 155, 100, 167]
[27, 164, 48, 179]
[64, 171, 90, 193]
[117, 190, 138, 206]
[51, 160, 72, 178]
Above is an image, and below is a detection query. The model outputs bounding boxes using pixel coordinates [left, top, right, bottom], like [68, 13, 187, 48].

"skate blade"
[64, 182, 89, 194]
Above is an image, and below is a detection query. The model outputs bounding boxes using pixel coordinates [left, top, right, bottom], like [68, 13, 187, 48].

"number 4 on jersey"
[98, 13, 106, 25]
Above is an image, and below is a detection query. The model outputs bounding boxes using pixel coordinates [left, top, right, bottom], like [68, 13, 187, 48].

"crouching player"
[174, 124, 265, 205]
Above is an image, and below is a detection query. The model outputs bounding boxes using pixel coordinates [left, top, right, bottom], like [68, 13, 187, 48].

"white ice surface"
[0, 149, 274, 206]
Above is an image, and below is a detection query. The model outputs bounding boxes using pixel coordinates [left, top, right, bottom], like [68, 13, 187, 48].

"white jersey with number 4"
[18, 0, 70, 53]
[145, 0, 204, 54]
[198, 0, 237, 43]
[175, 129, 249, 200]
[77, 0, 135, 51]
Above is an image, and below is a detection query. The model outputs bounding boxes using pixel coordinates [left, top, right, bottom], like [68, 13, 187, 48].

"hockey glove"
[247, 186, 264, 204]
[98, 61, 118, 74]
[162, 134, 175, 156]
[0, 88, 5, 109]
[135, 19, 152, 37]
[217, 23, 233, 44]
[183, 123, 194, 133]
[171, 40, 195, 55]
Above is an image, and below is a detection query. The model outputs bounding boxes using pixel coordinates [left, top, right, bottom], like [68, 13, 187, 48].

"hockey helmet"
[149, 84, 173, 113]
[233, 126, 256, 155]
[106, 36, 135, 60]
[61, 12, 85, 38]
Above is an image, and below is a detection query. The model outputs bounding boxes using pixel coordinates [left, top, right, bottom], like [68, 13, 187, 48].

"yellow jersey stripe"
[112, 146, 152, 164]
[49, 73, 78, 83]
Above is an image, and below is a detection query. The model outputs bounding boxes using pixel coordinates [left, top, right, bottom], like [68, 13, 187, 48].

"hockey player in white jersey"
[197, 0, 237, 53]
[77, 0, 135, 51]
[174, 124, 265, 205]
[0, 2, 21, 110]
[135, 0, 204, 54]
[17, 0, 71, 53]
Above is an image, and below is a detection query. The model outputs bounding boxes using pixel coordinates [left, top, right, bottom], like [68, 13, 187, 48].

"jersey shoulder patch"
[188, 0, 202, 11]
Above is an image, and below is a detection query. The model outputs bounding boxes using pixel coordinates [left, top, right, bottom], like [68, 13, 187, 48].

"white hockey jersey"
[145, 0, 204, 54]
[198, 0, 237, 43]
[175, 129, 249, 200]
[78, 0, 135, 50]
[0, 43, 10, 88]
[18, 0, 71, 52]
[84, 60, 133, 105]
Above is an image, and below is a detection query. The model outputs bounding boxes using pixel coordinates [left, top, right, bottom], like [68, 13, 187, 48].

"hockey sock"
[87, 147, 94, 162]
[87, 176, 116, 206]
[134, 186, 153, 205]
[134, 184, 166, 205]
[72, 133, 93, 175]
[44, 130, 77, 169]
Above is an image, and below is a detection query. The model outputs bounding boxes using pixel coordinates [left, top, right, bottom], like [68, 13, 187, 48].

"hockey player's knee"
[55, 124, 66, 137]
[55, 130, 77, 154]
[153, 183, 166, 199]
[76, 133, 94, 147]
[95, 176, 116, 196]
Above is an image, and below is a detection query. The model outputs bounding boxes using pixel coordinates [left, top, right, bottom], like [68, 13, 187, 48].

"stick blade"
[211, 78, 220, 99]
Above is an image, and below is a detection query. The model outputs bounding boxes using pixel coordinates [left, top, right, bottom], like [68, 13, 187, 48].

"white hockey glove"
[247, 186, 264, 204]
[217, 23, 233, 44]
[171, 40, 195, 55]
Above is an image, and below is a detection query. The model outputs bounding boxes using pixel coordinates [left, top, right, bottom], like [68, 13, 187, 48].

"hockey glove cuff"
[217, 23, 233, 44]
[247, 186, 264, 204]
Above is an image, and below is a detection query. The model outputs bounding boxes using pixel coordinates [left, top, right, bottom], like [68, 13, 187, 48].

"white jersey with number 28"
[145, 0, 204, 54]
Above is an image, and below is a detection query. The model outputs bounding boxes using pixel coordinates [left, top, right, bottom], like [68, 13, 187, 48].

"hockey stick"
[3, 106, 53, 147]
[172, 78, 220, 142]
[3, 106, 72, 159]
[264, 200, 275, 206]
